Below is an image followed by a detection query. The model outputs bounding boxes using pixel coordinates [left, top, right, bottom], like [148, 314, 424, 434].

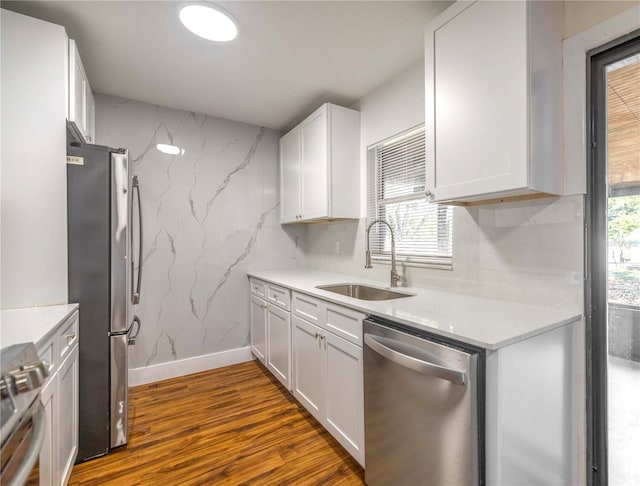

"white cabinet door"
[68, 39, 95, 144]
[266, 303, 291, 390]
[38, 370, 58, 486]
[57, 344, 79, 486]
[426, 0, 527, 202]
[280, 126, 301, 223]
[85, 88, 95, 143]
[279, 103, 360, 224]
[300, 105, 328, 220]
[425, 0, 562, 203]
[250, 294, 267, 365]
[68, 40, 87, 138]
[292, 316, 324, 422]
[324, 331, 364, 465]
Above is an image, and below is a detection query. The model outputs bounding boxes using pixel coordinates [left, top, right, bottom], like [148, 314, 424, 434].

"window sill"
[371, 255, 452, 271]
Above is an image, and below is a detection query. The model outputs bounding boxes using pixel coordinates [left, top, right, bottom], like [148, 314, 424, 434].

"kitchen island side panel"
[485, 322, 577, 485]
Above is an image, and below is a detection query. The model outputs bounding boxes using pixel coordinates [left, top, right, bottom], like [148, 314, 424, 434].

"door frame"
[586, 31, 640, 486]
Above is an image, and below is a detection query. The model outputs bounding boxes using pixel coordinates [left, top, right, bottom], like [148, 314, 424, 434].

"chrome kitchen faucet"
[365, 219, 401, 288]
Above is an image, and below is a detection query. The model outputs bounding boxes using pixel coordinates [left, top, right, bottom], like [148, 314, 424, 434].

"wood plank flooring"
[69, 361, 365, 485]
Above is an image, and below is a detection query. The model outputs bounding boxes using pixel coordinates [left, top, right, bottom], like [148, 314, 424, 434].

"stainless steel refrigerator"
[67, 142, 142, 462]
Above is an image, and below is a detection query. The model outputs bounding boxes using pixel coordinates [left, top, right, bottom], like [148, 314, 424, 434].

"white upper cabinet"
[280, 126, 302, 223]
[280, 103, 361, 223]
[68, 39, 95, 143]
[300, 108, 329, 220]
[425, 0, 563, 203]
[86, 88, 95, 144]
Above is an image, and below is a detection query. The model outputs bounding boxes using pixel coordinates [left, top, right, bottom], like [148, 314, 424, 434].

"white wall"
[355, 61, 426, 153]
[1, 10, 68, 309]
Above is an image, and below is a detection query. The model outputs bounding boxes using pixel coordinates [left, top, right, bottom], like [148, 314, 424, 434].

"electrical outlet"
[335, 240, 340, 255]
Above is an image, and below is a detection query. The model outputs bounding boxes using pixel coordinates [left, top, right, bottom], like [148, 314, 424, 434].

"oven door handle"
[364, 334, 467, 385]
[9, 401, 46, 486]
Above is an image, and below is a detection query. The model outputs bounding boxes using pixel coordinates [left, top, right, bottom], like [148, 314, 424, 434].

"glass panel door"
[591, 34, 640, 486]
[605, 47, 640, 486]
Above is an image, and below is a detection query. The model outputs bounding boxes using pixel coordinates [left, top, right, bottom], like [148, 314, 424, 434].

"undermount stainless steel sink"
[316, 284, 415, 301]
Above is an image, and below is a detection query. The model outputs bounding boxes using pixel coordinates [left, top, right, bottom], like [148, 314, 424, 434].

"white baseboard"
[129, 346, 254, 386]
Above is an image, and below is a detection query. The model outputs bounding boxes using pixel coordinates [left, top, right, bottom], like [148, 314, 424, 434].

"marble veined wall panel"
[95, 94, 305, 369]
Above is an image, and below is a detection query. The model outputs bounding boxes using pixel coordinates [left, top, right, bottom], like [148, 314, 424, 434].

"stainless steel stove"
[1, 343, 49, 485]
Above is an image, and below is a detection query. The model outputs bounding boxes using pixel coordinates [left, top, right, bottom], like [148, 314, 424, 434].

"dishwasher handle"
[364, 334, 467, 385]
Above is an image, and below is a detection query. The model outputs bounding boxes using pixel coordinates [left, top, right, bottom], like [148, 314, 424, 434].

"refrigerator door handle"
[131, 175, 143, 305]
[127, 316, 141, 346]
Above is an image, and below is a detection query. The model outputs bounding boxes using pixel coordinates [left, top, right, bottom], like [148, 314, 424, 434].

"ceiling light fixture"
[157, 144, 185, 155]
[178, 2, 238, 42]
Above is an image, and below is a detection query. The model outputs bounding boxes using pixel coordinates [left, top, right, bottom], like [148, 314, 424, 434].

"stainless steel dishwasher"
[363, 316, 484, 486]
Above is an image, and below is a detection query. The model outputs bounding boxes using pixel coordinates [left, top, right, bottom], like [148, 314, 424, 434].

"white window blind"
[367, 124, 453, 268]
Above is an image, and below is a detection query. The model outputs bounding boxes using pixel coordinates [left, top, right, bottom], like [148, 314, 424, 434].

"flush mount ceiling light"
[157, 144, 185, 155]
[178, 2, 238, 42]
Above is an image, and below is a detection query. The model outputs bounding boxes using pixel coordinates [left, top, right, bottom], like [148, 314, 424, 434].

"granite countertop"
[247, 269, 582, 351]
[1, 304, 79, 349]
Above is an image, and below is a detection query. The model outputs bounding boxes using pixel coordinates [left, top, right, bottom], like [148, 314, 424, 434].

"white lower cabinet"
[266, 304, 291, 390]
[250, 294, 267, 364]
[249, 278, 364, 465]
[36, 310, 79, 486]
[249, 278, 292, 390]
[38, 368, 58, 485]
[292, 316, 365, 466]
[292, 316, 324, 421]
[323, 331, 363, 464]
[57, 344, 79, 485]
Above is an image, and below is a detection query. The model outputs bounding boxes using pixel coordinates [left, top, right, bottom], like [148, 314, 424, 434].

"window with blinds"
[367, 124, 453, 268]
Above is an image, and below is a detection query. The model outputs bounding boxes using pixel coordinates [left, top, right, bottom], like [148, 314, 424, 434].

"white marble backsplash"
[305, 195, 584, 313]
[96, 94, 304, 369]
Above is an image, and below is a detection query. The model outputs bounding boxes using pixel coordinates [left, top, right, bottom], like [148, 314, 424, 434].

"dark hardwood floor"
[69, 360, 365, 485]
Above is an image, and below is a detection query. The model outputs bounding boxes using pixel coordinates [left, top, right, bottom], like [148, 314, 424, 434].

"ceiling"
[607, 56, 640, 190]
[2, 1, 452, 130]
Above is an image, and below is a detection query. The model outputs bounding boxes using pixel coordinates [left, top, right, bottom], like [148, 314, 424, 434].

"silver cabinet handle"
[65, 332, 76, 343]
[364, 334, 466, 385]
[131, 175, 143, 305]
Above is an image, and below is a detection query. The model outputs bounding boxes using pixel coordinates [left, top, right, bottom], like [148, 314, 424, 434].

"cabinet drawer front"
[267, 284, 291, 311]
[38, 337, 56, 379]
[59, 311, 79, 360]
[324, 304, 364, 346]
[249, 278, 266, 298]
[292, 292, 323, 325]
